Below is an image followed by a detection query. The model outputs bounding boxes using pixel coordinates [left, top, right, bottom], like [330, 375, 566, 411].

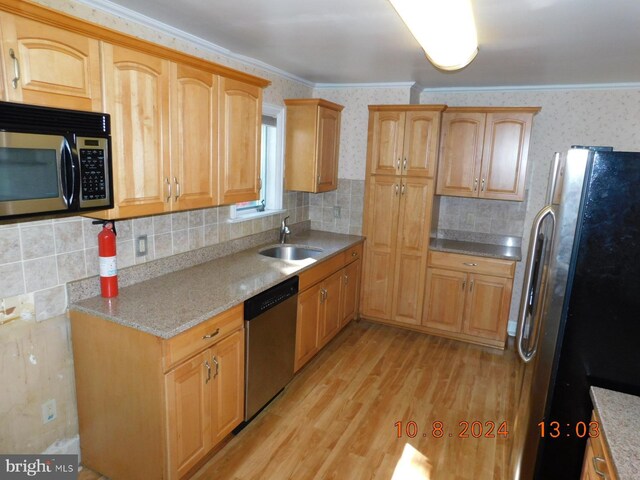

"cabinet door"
[479, 112, 533, 201]
[165, 349, 212, 480]
[102, 43, 171, 218]
[318, 270, 343, 348]
[170, 63, 217, 210]
[402, 111, 441, 178]
[391, 178, 434, 325]
[342, 259, 361, 325]
[368, 111, 405, 176]
[436, 112, 485, 197]
[422, 268, 466, 332]
[462, 273, 512, 343]
[316, 106, 340, 192]
[218, 77, 262, 204]
[361, 175, 401, 320]
[295, 285, 321, 372]
[211, 330, 244, 445]
[0, 13, 101, 110]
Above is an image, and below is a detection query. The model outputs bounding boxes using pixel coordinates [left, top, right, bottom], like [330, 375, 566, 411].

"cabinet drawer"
[343, 242, 363, 264]
[428, 250, 515, 278]
[162, 304, 243, 372]
[299, 253, 345, 291]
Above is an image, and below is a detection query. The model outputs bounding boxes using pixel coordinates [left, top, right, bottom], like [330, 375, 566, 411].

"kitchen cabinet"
[294, 242, 363, 372]
[284, 98, 343, 193]
[422, 251, 515, 349]
[218, 77, 262, 204]
[436, 107, 540, 201]
[580, 412, 616, 480]
[98, 43, 171, 219]
[360, 176, 434, 325]
[367, 105, 446, 178]
[70, 305, 245, 480]
[169, 63, 217, 210]
[0, 12, 102, 110]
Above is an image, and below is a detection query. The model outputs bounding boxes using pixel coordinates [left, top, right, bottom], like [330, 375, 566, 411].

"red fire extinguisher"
[97, 221, 118, 298]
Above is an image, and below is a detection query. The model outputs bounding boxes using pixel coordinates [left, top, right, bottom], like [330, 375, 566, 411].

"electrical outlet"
[0, 293, 35, 325]
[333, 206, 341, 218]
[136, 235, 148, 257]
[42, 399, 57, 424]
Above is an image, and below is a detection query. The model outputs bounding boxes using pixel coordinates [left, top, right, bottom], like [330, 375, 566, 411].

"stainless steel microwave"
[0, 101, 113, 220]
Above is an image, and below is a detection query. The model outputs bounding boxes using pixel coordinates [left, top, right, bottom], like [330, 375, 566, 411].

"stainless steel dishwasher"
[243, 275, 298, 423]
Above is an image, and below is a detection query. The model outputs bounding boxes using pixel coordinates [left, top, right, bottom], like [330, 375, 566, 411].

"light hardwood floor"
[79, 320, 519, 480]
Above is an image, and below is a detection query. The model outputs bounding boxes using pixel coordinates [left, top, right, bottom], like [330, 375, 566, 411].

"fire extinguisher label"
[99, 256, 117, 277]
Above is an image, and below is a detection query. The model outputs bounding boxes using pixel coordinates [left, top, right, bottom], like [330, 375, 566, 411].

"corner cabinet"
[284, 98, 344, 193]
[218, 77, 262, 204]
[294, 243, 363, 372]
[70, 305, 245, 480]
[0, 12, 102, 110]
[436, 107, 540, 201]
[422, 251, 515, 349]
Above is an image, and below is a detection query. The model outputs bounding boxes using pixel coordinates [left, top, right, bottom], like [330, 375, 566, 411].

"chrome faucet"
[279, 216, 291, 244]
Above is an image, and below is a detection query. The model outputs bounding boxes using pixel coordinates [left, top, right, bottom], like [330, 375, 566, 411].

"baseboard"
[42, 435, 80, 460]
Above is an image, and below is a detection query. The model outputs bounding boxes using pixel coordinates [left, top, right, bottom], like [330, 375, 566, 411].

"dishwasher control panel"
[244, 276, 299, 320]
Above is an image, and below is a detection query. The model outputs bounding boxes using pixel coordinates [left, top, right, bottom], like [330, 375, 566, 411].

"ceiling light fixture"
[389, 0, 479, 71]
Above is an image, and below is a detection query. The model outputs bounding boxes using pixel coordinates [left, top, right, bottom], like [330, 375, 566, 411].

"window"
[230, 103, 284, 220]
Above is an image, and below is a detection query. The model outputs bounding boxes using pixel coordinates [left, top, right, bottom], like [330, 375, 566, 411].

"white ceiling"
[96, 0, 640, 88]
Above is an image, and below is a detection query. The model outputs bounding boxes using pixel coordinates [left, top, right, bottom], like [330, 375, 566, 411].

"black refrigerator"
[510, 146, 640, 479]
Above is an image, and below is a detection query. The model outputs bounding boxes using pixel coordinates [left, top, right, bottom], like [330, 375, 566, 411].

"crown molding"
[73, 0, 315, 87]
[421, 82, 640, 93]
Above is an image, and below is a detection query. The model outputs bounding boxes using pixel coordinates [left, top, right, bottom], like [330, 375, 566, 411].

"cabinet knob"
[351, 251, 357, 257]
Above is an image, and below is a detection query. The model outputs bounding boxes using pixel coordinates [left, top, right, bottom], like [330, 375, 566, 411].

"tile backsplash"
[309, 179, 365, 235]
[0, 191, 309, 322]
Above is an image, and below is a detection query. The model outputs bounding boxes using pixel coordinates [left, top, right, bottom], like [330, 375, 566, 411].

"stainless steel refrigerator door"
[510, 148, 591, 479]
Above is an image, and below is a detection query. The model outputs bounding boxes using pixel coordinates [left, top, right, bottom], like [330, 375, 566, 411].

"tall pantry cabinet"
[360, 105, 446, 326]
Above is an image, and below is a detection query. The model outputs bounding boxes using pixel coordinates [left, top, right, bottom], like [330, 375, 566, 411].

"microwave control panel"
[78, 137, 110, 207]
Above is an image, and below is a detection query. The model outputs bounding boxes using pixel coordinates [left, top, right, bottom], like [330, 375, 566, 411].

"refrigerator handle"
[546, 152, 562, 205]
[517, 205, 556, 363]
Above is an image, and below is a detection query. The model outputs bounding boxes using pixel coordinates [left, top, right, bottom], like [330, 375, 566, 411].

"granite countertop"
[429, 237, 522, 261]
[590, 386, 640, 479]
[70, 231, 364, 339]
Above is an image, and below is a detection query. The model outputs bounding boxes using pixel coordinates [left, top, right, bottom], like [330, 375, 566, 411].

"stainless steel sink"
[259, 245, 323, 261]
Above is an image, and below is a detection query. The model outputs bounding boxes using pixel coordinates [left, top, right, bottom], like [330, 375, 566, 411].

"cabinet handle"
[592, 457, 607, 478]
[403, 158, 407, 171]
[317, 175, 321, 185]
[481, 178, 486, 192]
[174, 176, 180, 201]
[9, 49, 20, 89]
[202, 328, 220, 340]
[473, 178, 478, 192]
[396, 158, 401, 171]
[351, 251, 358, 257]
[470, 280, 474, 292]
[212, 356, 219, 379]
[401, 184, 406, 195]
[320, 289, 325, 303]
[165, 177, 171, 202]
[462, 281, 466, 290]
[259, 178, 263, 189]
[463, 262, 478, 267]
[344, 274, 349, 285]
[395, 184, 399, 196]
[204, 360, 211, 384]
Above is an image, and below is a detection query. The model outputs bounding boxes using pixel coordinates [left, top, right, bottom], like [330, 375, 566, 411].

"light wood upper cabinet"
[100, 43, 171, 219]
[422, 251, 515, 348]
[361, 176, 434, 325]
[367, 106, 445, 178]
[284, 98, 344, 193]
[0, 13, 102, 110]
[170, 63, 217, 210]
[436, 107, 539, 201]
[218, 77, 262, 204]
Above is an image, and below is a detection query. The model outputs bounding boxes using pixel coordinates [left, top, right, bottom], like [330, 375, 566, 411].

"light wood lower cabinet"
[294, 243, 363, 372]
[421, 251, 515, 349]
[70, 305, 245, 480]
[580, 411, 617, 480]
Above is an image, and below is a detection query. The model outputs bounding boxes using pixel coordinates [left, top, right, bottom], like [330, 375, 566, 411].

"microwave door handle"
[517, 206, 555, 363]
[61, 139, 75, 207]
